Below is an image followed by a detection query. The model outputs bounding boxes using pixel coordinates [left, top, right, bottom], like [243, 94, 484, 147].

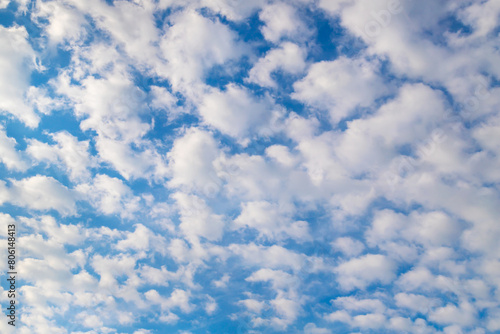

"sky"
[0, 0, 499, 333]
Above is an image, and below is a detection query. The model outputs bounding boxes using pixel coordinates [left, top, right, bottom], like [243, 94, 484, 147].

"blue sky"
[0, 0, 499, 333]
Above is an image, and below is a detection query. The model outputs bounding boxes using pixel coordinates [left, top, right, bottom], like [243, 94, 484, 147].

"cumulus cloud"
[334, 254, 397, 290]
[334, 83, 449, 174]
[304, 323, 332, 334]
[173, 192, 226, 241]
[234, 201, 311, 241]
[145, 288, 193, 314]
[33, 0, 88, 45]
[293, 57, 388, 123]
[0, 125, 27, 171]
[76, 174, 141, 219]
[247, 42, 307, 88]
[331, 237, 365, 257]
[63, 0, 160, 66]
[457, 0, 500, 38]
[395, 292, 440, 314]
[27, 131, 94, 181]
[167, 128, 221, 194]
[198, 84, 278, 142]
[259, 2, 310, 43]
[0, 175, 78, 215]
[158, 9, 244, 91]
[116, 224, 168, 255]
[91, 253, 137, 290]
[0, 25, 38, 127]
[56, 69, 150, 143]
[229, 243, 306, 272]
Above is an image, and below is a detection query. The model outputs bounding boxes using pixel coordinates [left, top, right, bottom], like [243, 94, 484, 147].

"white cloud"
[330, 0, 500, 109]
[487, 309, 500, 332]
[55, 69, 150, 143]
[215, 151, 306, 201]
[62, 41, 122, 80]
[198, 84, 276, 142]
[473, 113, 500, 154]
[204, 295, 218, 314]
[172, 192, 225, 241]
[53, 59, 168, 181]
[404, 211, 462, 248]
[334, 254, 397, 290]
[26, 86, 65, 116]
[167, 237, 227, 267]
[16, 309, 68, 334]
[337, 0, 450, 81]
[91, 253, 137, 290]
[229, 243, 306, 272]
[293, 57, 388, 124]
[365, 209, 404, 246]
[204, 0, 267, 21]
[157, 0, 266, 22]
[381, 162, 500, 257]
[158, 9, 244, 91]
[0, 125, 27, 171]
[149, 85, 185, 119]
[317, 0, 348, 14]
[429, 302, 477, 327]
[247, 42, 307, 88]
[285, 117, 346, 184]
[259, 2, 310, 43]
[77, 312, 103, 328]
[239, 298, 266, 313]
[0, 25, 38, 127]
[21, 215, 86, 246]
[27, 131, 94, 181]
[234, 201, 311, 242]
[145, 288, 193, 313]
[167, 128, 221, 194]
[116, 224, 168, 255]
[76, 174, 141, 219]
[246, 268, 297, 292]
[334, 83, 448, 174]
[33, 1, 88, 45]
[395, 293, 439, 314]
[303, 323, 331, 334]
[397, 267, 436, 292]
[213, 274, 230, 288]
[0, 175, 77, 215]
[270, 297, 302, 327]
[324, 309, 388, 330]
[324, 310, 352, 324]
[65, 0, 159, 66]
[0, 0, 9, 9]
[16, 234, 87, 315]
[133, 330, 152, 334]
[457, 0, 500, 39]
[331, 237, 365, 257]
[352, 313, 386, 329]
[94, 136, 167, 181]
[396, 266, 462, 295]
[265, 145, 297, 167]
[139, 265, 186, 287]
[387, 316, 414, 332]
[332, 296, 386, 314]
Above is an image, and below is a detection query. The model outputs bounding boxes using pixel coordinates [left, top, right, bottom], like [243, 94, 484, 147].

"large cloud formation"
[0, 0, 499, 333]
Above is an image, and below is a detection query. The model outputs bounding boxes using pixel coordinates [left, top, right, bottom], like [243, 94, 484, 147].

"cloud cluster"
[0, 0, 498, 333]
